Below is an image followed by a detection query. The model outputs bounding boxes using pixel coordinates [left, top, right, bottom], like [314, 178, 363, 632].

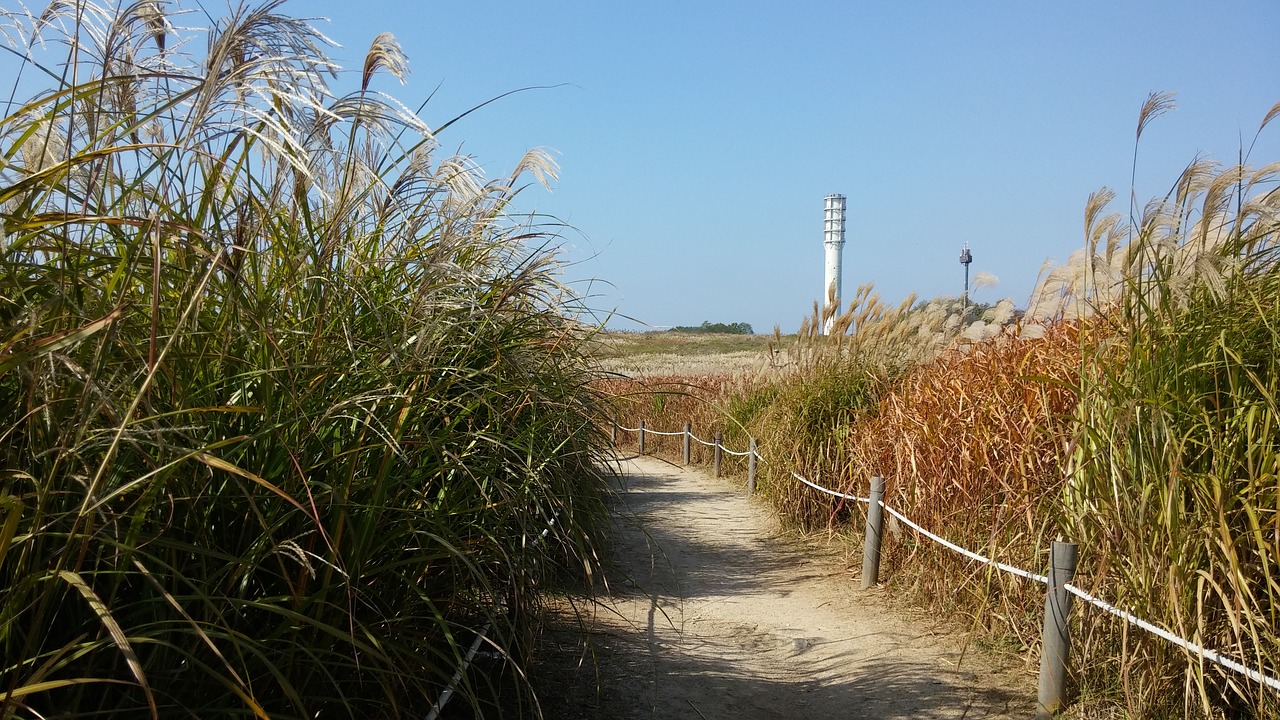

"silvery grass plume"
[1055, 96, 1280, 719]
[1027, 160, 1279, 324]
[789, 274, 1022, 382]
[0, 2, 607, 718]
[1028, 95, 1280, 325]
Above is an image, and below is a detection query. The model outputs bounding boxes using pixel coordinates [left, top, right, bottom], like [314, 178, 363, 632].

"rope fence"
[614, 420, 762, 460]
[613, 417, 1280, 716]
[879, 503, 1051, 585]
[425, 514, 560, 718]
[1064, 584, 1280, 694]
[425, 623, 491, 720]
[790, 470, 868, 503]
[614, 419, 763, 481]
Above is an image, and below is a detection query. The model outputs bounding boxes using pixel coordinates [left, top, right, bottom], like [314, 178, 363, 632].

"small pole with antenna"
[959, 242, 973, 312]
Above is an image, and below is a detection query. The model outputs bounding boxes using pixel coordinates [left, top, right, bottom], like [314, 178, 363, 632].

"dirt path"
[534, 455, 1036, 719]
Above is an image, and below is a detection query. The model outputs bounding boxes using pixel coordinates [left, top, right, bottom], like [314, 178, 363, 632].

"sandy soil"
[531, 455, 1037, 719]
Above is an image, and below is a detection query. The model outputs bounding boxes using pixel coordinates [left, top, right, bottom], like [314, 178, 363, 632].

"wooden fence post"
[861, 476, 885, 590]
[683, 422, 691, 465]
[747, 438, 757, 495]
[638, 420, 645, 455]
[1037, 540, 1079, 719]
[713, 432, 723, 478]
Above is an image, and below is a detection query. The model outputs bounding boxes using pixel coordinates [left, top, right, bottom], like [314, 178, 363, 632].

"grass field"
[593, 330, 792, 377]
[0, 4, 611, 718]
[601, 95, 1280, 718]
[4, 3, 1278, 717]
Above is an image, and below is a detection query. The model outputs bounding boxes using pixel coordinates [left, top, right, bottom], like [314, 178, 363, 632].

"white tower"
[822, 194, 846, 334]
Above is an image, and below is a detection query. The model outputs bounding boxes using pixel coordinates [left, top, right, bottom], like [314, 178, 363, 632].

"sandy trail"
[535, 455, 1035, 719]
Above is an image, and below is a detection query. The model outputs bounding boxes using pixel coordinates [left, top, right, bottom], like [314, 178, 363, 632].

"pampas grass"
[603, 93, 1280, 719]
[0, 3, 610, 718]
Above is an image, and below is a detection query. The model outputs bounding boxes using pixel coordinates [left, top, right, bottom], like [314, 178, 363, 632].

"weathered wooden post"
[610, 419, 617, 445]
[638, 420, 646, 455]
[861, 476, 885, 590]
[713, 432, 723, 477]
[747, 438, 757, 495]
[682, 422, 691, 465]
[1037, 540, 1079, 719]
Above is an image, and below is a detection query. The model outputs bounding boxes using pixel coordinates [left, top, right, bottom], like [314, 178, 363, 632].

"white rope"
[609, 420, 757, 458]
[785, 464, 1046, 584]
[790, 470, 869, 503]
[1064, 584, 1280, 693]
[788, 457, 1279, 691]
[424, 622, 491, 720]
[624, 417, 1280, 696]
[879, 504, 1049, 584]
[427, 513, 558, 719]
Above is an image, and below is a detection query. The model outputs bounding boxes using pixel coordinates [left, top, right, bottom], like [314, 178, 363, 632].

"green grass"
[591, 330, 789, 358]
[0, 3, 610, 718]
[602, 97, 1280, 718]
[1061, 141, 1280, 717]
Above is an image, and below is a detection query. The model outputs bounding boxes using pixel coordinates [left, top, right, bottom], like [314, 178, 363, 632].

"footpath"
[532, 454, 1036, 719]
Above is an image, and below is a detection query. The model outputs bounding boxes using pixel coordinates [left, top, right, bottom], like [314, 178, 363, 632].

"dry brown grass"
[597, 95, 1280, 717]
[843, 322, 1087, 646]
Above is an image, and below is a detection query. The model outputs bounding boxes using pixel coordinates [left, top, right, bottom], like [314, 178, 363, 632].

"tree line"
[669, 321, 754, 335]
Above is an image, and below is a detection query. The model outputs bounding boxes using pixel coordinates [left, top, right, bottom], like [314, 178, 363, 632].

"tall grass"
[0, 2, 609, 717]
[604, 97, 1280, 717]
[722, 287, 1024, 522]
[1061, 115, 1280, 716]
[841, 322, 1082, 641]
[813, 123, 1280, 715]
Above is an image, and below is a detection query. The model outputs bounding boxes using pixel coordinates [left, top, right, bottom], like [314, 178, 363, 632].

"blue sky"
[14, 1, 1280, 332]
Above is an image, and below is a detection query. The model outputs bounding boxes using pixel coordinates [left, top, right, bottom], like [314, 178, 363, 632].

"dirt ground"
[528, 455, 1037, 719]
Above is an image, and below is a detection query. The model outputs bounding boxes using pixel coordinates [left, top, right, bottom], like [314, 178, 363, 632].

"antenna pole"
[959, 242, 973, 312]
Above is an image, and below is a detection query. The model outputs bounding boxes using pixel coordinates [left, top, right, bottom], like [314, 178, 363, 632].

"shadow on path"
[528, 456, 1033, 720]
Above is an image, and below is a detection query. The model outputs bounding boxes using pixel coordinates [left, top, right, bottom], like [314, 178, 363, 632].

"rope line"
[618, 417, 1280, 696]
[785, 465, 1045, 583]
[790, 470, 869, 503]
[615, 421, 763, 460]
[424, 624, 491, 720]
[1064, 584, 1280, 693]
[427, 514, 558, 718]
[878, 504, 1049, 584]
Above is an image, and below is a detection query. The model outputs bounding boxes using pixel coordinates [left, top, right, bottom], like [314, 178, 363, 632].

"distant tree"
[669, 321, 754, 335]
